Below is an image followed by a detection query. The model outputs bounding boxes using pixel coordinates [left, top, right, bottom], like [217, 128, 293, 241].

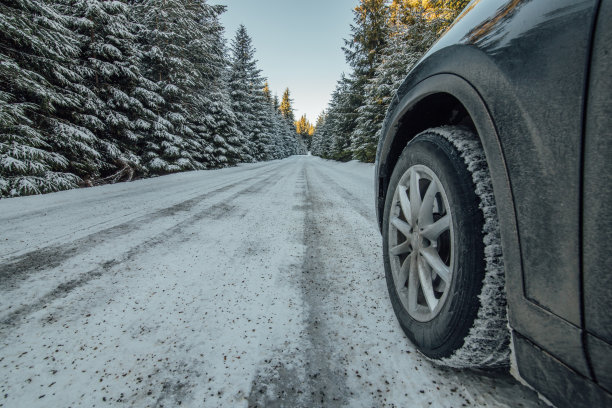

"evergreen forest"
[1, 0, 469, 198]
[0, 0, 305, 197]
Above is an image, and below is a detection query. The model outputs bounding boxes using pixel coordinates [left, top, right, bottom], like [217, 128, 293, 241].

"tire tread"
[426, 126, 509, 368]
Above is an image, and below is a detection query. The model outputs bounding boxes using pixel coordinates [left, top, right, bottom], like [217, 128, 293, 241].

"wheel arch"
[376, 90, 476, 227]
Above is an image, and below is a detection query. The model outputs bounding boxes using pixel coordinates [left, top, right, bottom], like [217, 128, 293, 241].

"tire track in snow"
[0, 164, 285, 290]
[309, 164, 376, 227]
[311, 159, 373, 189]
[247, 161, 350, 407]
[298, 164, 352, 406]
[0, 170, 281, 331]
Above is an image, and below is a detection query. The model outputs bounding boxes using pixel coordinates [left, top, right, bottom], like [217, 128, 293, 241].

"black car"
[374, 0, 611, 407]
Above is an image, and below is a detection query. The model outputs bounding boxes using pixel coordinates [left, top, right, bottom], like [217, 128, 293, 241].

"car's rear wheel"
[382, 126, 509, 368]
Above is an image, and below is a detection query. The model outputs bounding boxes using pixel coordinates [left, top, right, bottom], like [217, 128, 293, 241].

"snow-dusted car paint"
[375, 0, 612, 407]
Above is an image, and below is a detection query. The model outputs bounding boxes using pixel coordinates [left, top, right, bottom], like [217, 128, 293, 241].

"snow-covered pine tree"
[228, 25, 290, 163]
[274, 86, 308, 157]
[262, 99, 287, 160]
[315, 0, 469, 165]
[263, 85, 305, 159]
[261, 80, 309, 160]
[179, 2, 240, 168]
[311, 77, 350, 160]
[329, 75, 359, 161]
[312, 117, 333, 159]
[295, 114, 314, 151]
[309, 111, 326, 156]
[0, 0, 102, 197]
[259, 81, 282, 160]
[312, 100, 333, 159]
[61, 0, 154, 183]
[268, 112, 286, 159]
[132, 0, 203, 174]
[335, 0, 388, 161]
[251, 83, 274, 161]
[278, 115, 306, 157]
[350, 2, 452, 162]
[228, 25, 266, 163]
[278, 88, 295, 125]
[214, 64, 247, 165]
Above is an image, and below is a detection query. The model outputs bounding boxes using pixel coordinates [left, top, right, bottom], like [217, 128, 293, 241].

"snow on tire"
[382, 126, 509, 368]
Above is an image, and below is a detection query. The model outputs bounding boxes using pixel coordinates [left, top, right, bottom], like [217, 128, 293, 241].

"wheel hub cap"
[388, 165, 453, 322]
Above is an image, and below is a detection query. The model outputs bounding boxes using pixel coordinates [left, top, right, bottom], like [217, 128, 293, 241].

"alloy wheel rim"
[388, 165, 454, 322]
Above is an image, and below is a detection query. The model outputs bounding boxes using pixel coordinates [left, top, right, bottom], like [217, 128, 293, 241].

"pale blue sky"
[211, 0, 359, 123]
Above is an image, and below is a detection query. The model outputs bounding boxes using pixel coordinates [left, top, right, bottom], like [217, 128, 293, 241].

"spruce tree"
[133, 0, 203, 173]
[229, 25, 266, 162]
[311, 77, 351, 160]
[315, 0, 469, 164]
[278, 88, 295, 125]
[351, 2, 453, 162]
[184, 3, 243, 167]
[295, 114, 314, 150]
[261, 82, 305, 159]
[340, 0, 389, 161]
[63, 0, 152, 183]
[310, 111, 327, 157]
[0, 0, 101, 196]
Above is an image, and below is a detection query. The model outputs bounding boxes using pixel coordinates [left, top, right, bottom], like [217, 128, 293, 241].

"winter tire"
[382, 126, 509, 368]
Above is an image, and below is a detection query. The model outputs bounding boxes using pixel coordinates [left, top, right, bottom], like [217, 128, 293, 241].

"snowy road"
[0, 156, 545, 407]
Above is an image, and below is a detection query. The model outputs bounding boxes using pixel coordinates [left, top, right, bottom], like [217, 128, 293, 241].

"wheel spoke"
[409, 169, 421, 225]
[417, 257, 438, 312]
[398, 186, 412, 226]
[391, 217, 412, 238]
[418, 179, 439, 227]
[407, 253, 419, 313]
[390, 240, 412, 256]
[421, 214, 450, 241]
[395, 253, 412, 292]
[420, 247, 451, 283]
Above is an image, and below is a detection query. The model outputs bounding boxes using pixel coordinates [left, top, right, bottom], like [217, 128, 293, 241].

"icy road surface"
[0, 156, 545, 408]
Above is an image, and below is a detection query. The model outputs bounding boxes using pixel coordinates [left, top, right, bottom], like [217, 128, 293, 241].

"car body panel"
[514, 333, 612, 408]
[583, 0, 612, 393]
[375, 0, 611, 405]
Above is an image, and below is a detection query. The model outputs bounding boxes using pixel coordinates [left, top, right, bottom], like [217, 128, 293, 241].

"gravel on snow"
[0, 156, 546, 407]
